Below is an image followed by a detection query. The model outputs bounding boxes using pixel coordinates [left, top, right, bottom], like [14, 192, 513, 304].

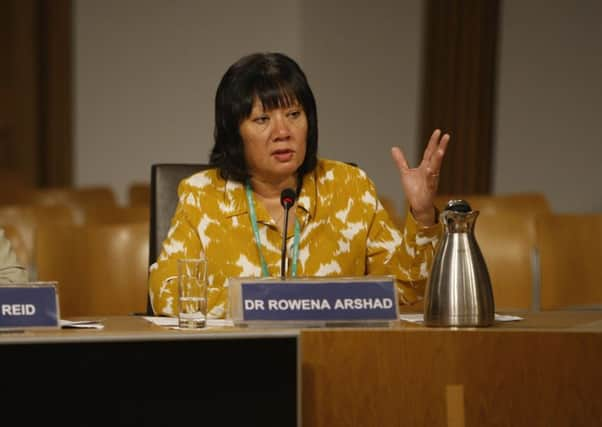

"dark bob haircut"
[210, 52, 318, 183]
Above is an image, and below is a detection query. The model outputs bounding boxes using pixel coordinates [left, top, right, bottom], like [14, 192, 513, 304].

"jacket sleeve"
[0, 228, 28, 284]
[148, 182, 203, 316]
[366, 200, 441, 305]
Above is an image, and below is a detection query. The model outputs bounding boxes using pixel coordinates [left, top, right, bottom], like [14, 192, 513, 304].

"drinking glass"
[177, 258, 207, 329]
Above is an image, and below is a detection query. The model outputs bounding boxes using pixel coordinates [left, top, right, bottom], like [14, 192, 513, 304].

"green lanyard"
[245, 181, 300, 278]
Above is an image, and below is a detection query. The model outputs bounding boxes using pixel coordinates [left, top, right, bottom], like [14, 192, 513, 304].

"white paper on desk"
[494, 314, 523, 322]
[143, 316, 234, 328]
[399, 313, 523, 324]
[60, 319, 104, 329]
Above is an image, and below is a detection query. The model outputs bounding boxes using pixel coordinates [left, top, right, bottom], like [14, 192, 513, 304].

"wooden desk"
[301, 311, 602, 427]
[1, 312, 601, 426]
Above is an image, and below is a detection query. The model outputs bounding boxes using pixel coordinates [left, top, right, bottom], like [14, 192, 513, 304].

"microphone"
[280, 188, 297, 279]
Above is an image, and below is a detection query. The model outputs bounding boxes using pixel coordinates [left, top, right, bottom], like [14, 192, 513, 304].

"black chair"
[147, 163, 212, 314]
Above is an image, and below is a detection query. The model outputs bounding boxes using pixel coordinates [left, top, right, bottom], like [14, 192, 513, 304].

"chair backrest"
[431, 192, 552, 311]
[433, 192, 551, 216]
[0, 204, 75, 274]
[30, 186, 117, 224]
[84, 205, 149, 225]
[128, 182, 150, 206]
[148, 164, 212, 314]
[35, 222, 150, 317]
[536, 213, 602, 310]
[473, 212, 538, 310]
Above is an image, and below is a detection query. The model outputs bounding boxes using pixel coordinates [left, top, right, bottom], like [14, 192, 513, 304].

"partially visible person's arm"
[0, 228, 28, 283]
[366, 195, 441, 306]
[148, 182, 204, 316]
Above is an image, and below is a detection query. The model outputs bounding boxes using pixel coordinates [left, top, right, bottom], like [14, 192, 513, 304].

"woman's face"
[239, 97, 307, 183]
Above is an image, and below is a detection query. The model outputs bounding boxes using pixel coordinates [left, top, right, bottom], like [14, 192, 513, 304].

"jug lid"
[444, 199, 472, 213]
[440, 199, 479, 231]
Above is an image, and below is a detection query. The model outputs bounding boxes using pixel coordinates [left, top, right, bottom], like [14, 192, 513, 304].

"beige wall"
[74, 0, 422, 210]
[74, 0, 302, 201]
[75, 0, 601, 213]
[494, 0, 602, 212]
[299, 0, 424, 213]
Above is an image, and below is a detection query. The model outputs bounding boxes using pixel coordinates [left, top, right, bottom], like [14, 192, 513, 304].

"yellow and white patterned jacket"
[149, 159, 441, 318]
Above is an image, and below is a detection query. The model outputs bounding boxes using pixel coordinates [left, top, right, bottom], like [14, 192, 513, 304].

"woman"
[0, 227, 28, 283]
[149, 52, 449, 318]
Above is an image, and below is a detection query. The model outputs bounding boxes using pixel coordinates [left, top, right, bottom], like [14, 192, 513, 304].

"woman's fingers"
[427, 132, 450, 174]
[422, 129, 442, 162]
[391, 146, 410, 172]
[393, 130, 450, 176]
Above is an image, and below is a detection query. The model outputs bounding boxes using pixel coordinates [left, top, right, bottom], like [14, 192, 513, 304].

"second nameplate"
[228, 276, 399, 327]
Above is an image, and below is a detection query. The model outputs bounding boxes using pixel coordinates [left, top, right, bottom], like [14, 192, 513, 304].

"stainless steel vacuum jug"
[424, 199, 495, 326]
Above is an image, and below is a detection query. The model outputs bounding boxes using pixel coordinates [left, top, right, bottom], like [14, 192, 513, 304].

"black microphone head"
[280, 188, 297, 209]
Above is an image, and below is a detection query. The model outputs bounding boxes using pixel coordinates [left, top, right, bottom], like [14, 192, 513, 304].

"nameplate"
[0, 282, 60, 330]
[229, 276, 398, 325]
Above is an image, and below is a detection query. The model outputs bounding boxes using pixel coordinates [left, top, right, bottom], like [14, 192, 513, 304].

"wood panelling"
[419, 0, 500, 194]
[38, 0, 72, 186]
[301, 319, 602, 426]
[0, 0, 72, 188]
[537, 214, 602, 310]
[2, 0, 38, 184]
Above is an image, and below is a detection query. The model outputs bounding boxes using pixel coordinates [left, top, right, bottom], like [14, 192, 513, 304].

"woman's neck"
[249, 175, 298, 200]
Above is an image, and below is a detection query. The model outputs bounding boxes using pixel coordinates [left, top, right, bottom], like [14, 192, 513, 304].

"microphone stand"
[281, 204, 292, 279]
[279, 188, 296, 279]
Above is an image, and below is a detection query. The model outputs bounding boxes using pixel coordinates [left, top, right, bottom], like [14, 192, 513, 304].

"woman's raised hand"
[391, 129, 450, 226]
